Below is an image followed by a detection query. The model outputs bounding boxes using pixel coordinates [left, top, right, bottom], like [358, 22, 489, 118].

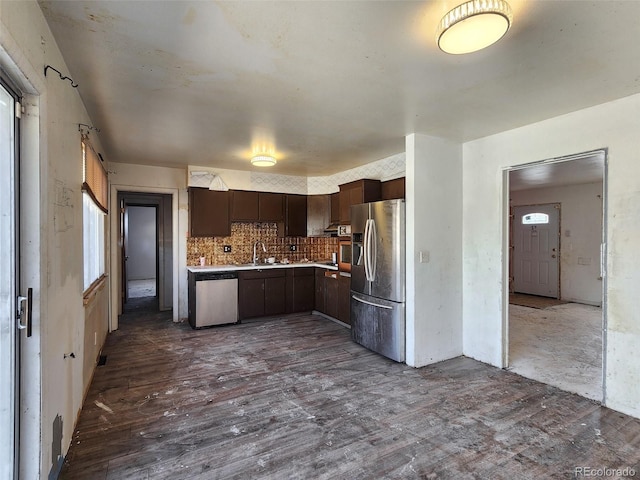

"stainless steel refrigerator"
[350, 199, 405, 362]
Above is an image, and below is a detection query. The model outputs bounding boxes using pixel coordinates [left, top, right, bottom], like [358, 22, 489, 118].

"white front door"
[0, 78, 19, 480]
[512, 203, 560, 298]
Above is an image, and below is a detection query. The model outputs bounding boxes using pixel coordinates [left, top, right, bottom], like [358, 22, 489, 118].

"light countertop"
[187, 262, 339, 273]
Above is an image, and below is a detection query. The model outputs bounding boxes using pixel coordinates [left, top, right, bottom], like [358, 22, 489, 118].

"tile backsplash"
[187, 222, 339, 266]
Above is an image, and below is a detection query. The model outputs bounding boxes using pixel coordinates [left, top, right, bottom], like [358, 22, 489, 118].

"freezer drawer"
[192, 275, 238, 328]
[350, 291, 405, 362]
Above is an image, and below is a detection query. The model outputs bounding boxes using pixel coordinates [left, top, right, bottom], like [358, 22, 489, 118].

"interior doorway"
[125, 206, 157, 300]
[118, 192, 173, 314]
[506, 150, 606, 402]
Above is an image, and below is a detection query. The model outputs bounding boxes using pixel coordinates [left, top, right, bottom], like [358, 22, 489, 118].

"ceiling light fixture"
[436, 0, 513, 54]
[250, 154, 277, 167]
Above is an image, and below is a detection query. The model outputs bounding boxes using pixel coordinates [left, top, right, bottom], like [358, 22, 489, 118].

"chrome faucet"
[253, 240, 266, 265]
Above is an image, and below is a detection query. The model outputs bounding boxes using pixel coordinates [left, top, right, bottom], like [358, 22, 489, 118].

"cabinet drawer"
[239, 269, 287, 280]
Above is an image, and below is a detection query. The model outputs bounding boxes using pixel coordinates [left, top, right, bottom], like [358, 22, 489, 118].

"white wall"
[463, 93, 640, 418]
[1, 1, 110, 477]
[126, 206, 157, 281]
[510, 182, 603, 305]
[405, 134, 463, 367]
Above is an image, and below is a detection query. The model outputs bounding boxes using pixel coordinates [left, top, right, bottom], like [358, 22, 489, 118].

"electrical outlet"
[290, 244, 297, 252]
[223, 245, 232, 253]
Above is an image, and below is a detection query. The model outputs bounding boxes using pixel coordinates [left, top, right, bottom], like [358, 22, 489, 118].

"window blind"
[82, 137, 108, 213]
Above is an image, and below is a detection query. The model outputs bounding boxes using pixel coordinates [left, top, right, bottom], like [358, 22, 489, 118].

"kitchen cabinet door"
[189, 188, 231, 237]
[264, 275, 286, 316]
[338, 274, 351, 325]
[259, 192, 284, 221]
[307, 195, 330, 237]
[292, 268, 315, 312]
[324, 272, 340, 319]
[283, 194, 307, 237]
[315, 268, 326, 314]
[231, 190, 259, 221]
[330, 193, 340, 224]
[381, 177, 405, 200]
[238, 277, 264, 319]
[338, 179, 381, 224]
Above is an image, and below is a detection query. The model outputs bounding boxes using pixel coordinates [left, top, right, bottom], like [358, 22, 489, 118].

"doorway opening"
[118, 192, 173, 315]
[505, 150, 606, 402]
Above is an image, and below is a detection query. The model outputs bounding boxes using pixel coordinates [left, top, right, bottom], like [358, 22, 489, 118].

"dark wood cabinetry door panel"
[338, 274, 351, 325]
[324, 273, 340, 319]
[338, 179, 381, 224]
[381, 177, 405, 200]
[315, 268, 326, 314]
[339, 189, 351, 224]
[231, 190, 259, 221]
[189, 188, 231, 237]
[330, 192, 340, 223]
[307, 194, 330, 237]
[238, 277, 264, 319]
[259, 192, 284, 221]
[292, 268, 315, 312]
[264, 276, 286, 316]
[284, 194, 307, 237]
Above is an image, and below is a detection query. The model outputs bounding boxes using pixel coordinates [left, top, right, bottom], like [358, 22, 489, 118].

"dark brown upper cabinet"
[330, 192, 340, 224]
[381, 177, 405, 200]
[280, 194, 307, 237]
[189, 188, 231, 237]
[339, 179, 381, 223]
[231, 190, 259, 221]
[259, 192, 285, 221]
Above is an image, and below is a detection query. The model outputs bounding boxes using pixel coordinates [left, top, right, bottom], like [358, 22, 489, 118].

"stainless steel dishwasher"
[188, 271, 238, 328]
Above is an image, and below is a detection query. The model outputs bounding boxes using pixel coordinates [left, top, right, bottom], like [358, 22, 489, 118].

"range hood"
[323, 223, 340, 235]
[324, 223, 351, 236]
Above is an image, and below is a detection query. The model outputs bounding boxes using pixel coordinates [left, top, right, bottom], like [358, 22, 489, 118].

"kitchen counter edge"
[187, 263, 339, 273]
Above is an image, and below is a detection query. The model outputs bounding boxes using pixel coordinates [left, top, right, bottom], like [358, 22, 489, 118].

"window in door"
[522, 213, 550, 225]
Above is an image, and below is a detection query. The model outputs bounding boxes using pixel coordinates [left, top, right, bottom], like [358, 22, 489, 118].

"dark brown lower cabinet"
[286, 267, 315, 313]
[314, 268, 348, 323]
[324, 272, 339, 319]
[238, 269, 287, 320]
[338, 273, 351, 325]
[264, 275, 286, 316]
[315, 268, 326, 314]
[239, 267, 316, 320]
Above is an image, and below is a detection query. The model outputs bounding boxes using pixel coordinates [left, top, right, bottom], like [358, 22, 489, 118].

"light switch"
[419, 251, 429, 263]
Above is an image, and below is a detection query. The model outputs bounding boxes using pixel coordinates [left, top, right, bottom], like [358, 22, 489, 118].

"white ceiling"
[509, 152, 604, 191]
[39, 1, 640, 176]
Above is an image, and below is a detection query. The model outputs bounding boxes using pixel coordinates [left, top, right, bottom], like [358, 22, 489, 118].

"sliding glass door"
[0, 78, 20, 479]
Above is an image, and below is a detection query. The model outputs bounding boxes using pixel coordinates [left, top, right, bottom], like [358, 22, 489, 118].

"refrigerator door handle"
[351, 294, 393, 310]
[363, 219, 371, 281]
[369, 219, 377, 281]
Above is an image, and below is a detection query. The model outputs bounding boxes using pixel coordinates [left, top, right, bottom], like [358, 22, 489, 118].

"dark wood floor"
[61, 309, 640, 479]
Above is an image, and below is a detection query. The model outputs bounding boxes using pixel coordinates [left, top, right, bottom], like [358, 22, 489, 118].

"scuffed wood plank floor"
[61, 310, 640, 479]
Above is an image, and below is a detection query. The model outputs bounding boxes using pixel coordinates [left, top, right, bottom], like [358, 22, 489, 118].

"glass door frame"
[1, 72, 21, 480]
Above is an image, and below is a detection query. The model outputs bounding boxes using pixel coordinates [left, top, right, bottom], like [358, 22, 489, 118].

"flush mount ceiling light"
[250, 154, 277, 167]
[437, 0, 513, 54]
